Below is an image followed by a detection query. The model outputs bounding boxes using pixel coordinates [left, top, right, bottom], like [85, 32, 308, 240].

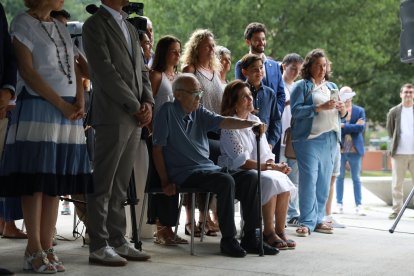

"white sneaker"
[333, 204, 344, 214]
[114, 243, 151, 261]
[355, 205, 366, 216]
[324, 215, 346, 228]
[89, 245, 127, 266]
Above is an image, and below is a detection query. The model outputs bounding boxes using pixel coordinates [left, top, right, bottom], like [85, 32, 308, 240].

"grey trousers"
[87, 124, 141, 252]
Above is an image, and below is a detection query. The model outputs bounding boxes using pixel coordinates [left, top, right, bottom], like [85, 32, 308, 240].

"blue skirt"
[0, 91, 93, 196]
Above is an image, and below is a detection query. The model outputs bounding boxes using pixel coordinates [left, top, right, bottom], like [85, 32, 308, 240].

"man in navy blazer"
[235, 22, 285, 160]
[235, 22, 285, 114]
[335, 86, 366, 215]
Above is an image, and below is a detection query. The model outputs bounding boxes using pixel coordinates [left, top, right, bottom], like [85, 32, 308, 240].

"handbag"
[283, 127, 296, 159]
[283, 81, 315, 160]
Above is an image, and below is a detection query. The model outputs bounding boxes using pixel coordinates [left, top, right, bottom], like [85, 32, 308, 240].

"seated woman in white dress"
[218, 80, 297, 250]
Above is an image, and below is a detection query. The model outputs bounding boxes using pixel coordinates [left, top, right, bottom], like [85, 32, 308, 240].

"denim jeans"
[280, 146, 300, 219]
[336, 152, 363, 206]
[293, 131, 337, 231]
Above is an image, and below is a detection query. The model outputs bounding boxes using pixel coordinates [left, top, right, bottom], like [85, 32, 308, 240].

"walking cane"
[252, 123, 265, 256]
[389, 185, 414, 233]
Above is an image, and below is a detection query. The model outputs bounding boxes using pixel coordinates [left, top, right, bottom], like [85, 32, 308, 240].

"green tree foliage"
[2, 0, 413, 124]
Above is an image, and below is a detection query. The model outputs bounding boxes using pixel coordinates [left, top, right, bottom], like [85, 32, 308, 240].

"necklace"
[34, 14, 72, 84]
[165, 71, 175, 82]
[198, 64, 212, 72]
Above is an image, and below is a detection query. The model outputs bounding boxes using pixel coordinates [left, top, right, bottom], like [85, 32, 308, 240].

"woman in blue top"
[290, 49, 346, 237]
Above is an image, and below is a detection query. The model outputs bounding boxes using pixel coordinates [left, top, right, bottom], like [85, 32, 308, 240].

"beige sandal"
[296, 225, 310, 237]
[154, 227, 178, 246]
[314, 223, 334, 234]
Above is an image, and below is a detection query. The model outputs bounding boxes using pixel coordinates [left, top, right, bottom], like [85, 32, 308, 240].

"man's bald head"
[173, 74, 202, 113]
[173, 74, 199, 95]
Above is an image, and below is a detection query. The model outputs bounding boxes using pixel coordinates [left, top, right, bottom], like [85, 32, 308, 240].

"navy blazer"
[341, 104, 366, 156]
[0, 3, 16, 91]
[235, 57, 285, 113]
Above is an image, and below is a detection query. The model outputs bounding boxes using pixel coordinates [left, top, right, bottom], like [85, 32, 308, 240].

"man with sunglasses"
[387, 83, 414, 220]
[152, 73, 279, 257]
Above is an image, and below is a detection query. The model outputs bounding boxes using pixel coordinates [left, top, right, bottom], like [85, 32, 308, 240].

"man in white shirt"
[386, 83, 414, 219]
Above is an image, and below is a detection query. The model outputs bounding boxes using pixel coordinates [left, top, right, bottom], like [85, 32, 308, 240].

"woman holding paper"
[290, 49, 347, 237]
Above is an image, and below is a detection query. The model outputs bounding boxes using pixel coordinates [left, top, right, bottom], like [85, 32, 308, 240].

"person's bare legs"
[274, 192, 290, 234]
[22, 193, 59, 271]
[21, 193, 43, 254]
[40, 195, 59, 250]
[275, 192, 295, 247]
[326, 176, 336, 216]
[262, 196, 276, 237]
[0, 218, 4, 235]
[2, 220, 27, 238]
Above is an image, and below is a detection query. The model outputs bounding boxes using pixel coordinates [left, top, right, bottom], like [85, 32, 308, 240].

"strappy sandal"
[197, 221, 217, 237]
[23, 250, 57, 274]
[206, 219, 220, 232]
[263, 232, 289, 250]
[314, 223, 334, 234]
[154, 227, 178, 246]
[45, 248, 65, 272]
[154, 235, 178, 246]
[296, 225, 310, 237]
[172, 234, 189, 244]
[184, 222, 201, 237]
[277, 232, 296, 249]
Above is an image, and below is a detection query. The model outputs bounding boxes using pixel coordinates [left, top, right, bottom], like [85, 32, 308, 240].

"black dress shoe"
[240, 237, 280, 255]
[0, 267, 14, 276]
[220, 238, 246, 257]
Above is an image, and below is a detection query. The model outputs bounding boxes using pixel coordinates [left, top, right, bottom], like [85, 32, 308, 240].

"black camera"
[124, 3, 147, 34]
[122, 2, 144, 16]
[86, 2, 147, 34]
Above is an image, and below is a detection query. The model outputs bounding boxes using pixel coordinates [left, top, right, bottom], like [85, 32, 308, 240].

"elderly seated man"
[152, 73, 278, 257]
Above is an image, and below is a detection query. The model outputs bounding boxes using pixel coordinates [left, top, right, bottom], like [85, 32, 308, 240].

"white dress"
[218, 114, 297, 205]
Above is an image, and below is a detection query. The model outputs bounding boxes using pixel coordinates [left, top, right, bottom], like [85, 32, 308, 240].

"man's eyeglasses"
[179, 89, 204, 99]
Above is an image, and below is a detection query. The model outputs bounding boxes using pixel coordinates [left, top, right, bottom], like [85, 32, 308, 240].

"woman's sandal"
[45, 248, 65, 272]
[172, 234, 189, 244]
[277, 232, 296, 249]
[263, 232, 289, 250]
[296, 225, 310, 237]
[314, 223, 334, 234]
[197, 221, 218, 237]
[184, 222, 201, 237]
[23, 250, 57, 274]
[154, 226, 178, 246]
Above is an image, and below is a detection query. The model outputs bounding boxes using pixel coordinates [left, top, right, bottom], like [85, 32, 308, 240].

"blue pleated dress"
[0, 12, 93, 196]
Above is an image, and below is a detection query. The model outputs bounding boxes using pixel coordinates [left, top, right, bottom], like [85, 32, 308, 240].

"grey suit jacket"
[83, 7, 154, 126]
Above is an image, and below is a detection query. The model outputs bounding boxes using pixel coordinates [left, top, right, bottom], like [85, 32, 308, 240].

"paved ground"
[1, 178, 414, 276]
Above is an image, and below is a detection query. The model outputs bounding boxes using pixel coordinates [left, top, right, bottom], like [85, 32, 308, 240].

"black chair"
[137, 136, 211, 255]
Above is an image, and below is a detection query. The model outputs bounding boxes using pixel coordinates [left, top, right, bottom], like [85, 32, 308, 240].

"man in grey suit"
[83, 0, 154, 266]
